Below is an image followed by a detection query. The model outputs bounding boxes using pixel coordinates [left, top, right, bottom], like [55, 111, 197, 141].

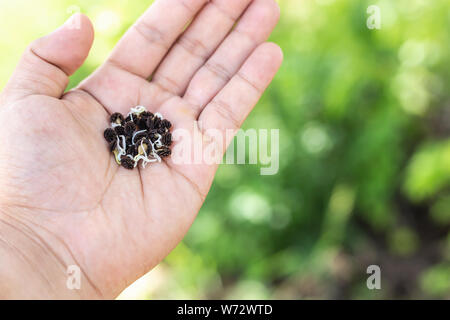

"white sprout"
[150, 135, 163, 162]
[132, 130, 147, 145]
[127, 105, 147, 118]
[117, 135, 127, 155]
[149, 142, 162, 163]
[134, 139, 150, 168]
[132, 137, 163, 167]
[120, 135, 127, 154]
[152, 150, 162, 163]
[126, 106, 148, 123]
[134, 155, 157, 168]
[154, 112, 164, 119]
[140, 139, 148, 158]
[113, 135, 127, 163]
[154, 134, 163, 148]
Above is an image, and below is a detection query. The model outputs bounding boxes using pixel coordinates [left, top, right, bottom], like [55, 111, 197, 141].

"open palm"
[0, 0, 282, 299]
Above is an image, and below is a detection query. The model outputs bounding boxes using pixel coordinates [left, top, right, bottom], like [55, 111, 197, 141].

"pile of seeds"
[103, 106, 172, 170]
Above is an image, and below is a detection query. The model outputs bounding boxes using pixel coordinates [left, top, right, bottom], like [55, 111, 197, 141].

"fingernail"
[63, 14, 81, 30]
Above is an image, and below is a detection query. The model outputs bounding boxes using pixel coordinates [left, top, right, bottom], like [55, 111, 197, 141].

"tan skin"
[0, 0, 282, 299]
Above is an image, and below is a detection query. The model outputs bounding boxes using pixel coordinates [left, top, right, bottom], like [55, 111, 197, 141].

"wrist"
[0, 207, 103, 299]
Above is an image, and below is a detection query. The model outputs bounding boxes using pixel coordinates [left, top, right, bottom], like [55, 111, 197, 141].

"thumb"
[3, 13, 94, 101]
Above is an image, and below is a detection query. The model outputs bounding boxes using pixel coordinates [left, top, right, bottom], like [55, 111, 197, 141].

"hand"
[0, 0, 282, 299]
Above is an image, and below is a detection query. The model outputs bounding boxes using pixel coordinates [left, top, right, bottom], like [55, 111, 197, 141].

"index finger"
[101, 0, 208, 79]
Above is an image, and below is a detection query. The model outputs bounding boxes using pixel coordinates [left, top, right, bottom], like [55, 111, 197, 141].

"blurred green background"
[0, 0, 449, 299]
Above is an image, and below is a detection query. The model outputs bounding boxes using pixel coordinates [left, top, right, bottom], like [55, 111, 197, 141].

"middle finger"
[151, 0, 253, 96]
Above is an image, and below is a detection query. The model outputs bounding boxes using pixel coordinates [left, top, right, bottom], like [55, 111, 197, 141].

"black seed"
[125, 115, 133, 123]
[161, 119, 172, 130]
[109, 140, 117, 152]
[104, 128, 117, 143]
[126, 136, 133, 147]
[146, 117, 155, 129]
[141, 111, 153, 118]
[153, 116, 162, 129]
[120, 156, 135, 170]
[162, 132, 172, 146]
[157, 127, 166, 134]
[126, 144, 138, 157]
[148, 130, 158, 142]
[124, 121, 137, 136]
[133, 131, 148, 142]
[137, 117, 148, 130]
[110, 113, 124, 125]
[157, 146, 171, 158]
[114, 126, 126, 136]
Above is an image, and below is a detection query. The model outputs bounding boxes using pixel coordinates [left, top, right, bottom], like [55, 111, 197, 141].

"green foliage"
[387, 227, 419, 257]
[430, 195, 450, 225]
[403, 140, 450, 202]
[420, 263, 450, 297]
[0, 0, 448, 299]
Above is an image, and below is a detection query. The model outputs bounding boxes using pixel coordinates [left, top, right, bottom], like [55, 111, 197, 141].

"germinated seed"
[104, 106, 173, 170]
